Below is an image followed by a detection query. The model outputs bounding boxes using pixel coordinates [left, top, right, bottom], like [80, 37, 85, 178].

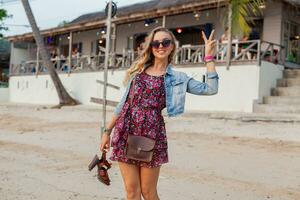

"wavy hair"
[123, 26, 177, 85]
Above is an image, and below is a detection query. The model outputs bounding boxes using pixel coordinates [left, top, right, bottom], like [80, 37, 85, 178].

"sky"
[1, 0, 150, 37]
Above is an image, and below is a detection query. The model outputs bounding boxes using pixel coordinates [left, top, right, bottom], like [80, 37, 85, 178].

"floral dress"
[110, 71, 168, 168]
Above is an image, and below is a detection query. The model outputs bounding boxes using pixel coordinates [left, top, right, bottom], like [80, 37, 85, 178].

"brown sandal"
[88, 152, 112, 186]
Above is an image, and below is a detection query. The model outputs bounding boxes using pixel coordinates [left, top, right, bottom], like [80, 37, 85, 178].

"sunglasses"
[151, 39, 172, 49]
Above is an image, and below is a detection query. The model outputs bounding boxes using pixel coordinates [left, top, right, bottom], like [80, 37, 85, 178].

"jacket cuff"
[206, 71, 219, 79]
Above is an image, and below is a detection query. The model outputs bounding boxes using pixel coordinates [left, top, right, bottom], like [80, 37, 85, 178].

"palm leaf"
[219, 0, 264, 35]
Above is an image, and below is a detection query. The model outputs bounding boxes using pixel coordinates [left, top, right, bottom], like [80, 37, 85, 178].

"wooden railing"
[260, 41, 285, 65]
[175, 40, 261, 65]
[10, 40, 286, 76]
[10, 50, 136, 76]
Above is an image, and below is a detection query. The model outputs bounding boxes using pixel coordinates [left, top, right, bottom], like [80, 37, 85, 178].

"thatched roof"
[70, 0, 208, 25]
[6, 0, 299, 42]
[69, 0, 299, 25]
[6, 0, 222, 41]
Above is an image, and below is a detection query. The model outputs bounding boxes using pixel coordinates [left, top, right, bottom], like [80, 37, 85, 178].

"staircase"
[254, 69, 300, 114]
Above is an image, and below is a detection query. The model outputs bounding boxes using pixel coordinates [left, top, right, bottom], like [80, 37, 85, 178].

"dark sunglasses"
[151, 39, 172, 49]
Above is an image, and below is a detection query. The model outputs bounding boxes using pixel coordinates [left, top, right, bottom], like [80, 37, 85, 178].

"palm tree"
[221, 0, 264, 67]
[21, 0, 78, 106]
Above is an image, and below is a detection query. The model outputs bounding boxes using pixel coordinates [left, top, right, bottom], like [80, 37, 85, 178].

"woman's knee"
[141, 185, 158, 200]
[125, 184, 141, 199]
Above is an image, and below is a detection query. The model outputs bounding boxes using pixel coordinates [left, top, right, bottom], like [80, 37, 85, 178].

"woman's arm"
[99, 113, 118, 152]
[186, 30, 219, 95]
[99, 77, 133, 152]
[186, 66, 219, 95]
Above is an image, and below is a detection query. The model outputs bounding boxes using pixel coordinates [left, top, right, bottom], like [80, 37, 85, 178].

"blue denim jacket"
[114, 63, 219, 117]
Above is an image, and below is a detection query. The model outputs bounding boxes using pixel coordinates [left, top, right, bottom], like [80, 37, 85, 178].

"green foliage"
[0, 9, 9, 21]
[57, 20, 69, 27]
[0, 8, 11, 38]
[231, 0, 264, 35]
[221, 0, 264, 36]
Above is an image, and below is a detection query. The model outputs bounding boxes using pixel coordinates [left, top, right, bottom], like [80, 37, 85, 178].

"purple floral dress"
[110, 71, 168, 168]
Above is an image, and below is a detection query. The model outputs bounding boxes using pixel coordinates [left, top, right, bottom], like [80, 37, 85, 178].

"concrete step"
[271, 86, 300, 96]
[263, 96, 300, 105]
[277, 78, 300, 87]
[284, 69, 300, 78]
[253, 103, 300, 114]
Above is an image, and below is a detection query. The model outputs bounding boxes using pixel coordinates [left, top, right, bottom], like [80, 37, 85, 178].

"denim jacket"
[114, 63, 219, 117]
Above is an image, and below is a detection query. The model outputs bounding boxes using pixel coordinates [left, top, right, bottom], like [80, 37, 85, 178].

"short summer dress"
[110, 71, 168, 168]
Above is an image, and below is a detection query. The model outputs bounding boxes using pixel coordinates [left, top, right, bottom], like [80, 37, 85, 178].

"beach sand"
[0, 103, 299, 200]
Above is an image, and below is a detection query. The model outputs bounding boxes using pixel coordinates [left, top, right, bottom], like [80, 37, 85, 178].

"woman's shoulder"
[168, 65, 188, 78]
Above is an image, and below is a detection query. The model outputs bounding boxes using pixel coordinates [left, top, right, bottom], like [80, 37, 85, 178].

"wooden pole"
[68, 31, 73, 73]
[9, 42, 14, 76]
[102, 0, 113, 136]
[162, 15, 166, 27]
[111, 23, 116, 67]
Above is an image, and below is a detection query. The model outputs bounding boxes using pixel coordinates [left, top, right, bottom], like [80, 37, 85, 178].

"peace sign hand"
[202, 30, 216, 57]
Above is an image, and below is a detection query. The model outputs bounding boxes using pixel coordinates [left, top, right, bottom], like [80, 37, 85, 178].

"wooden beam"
[96, 80, 120, 90]
[68, 31, 73, 73]
[232, 42, 257, 61]
[90, 97, 119, 107]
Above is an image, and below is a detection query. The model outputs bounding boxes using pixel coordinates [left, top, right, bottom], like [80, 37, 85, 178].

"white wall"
[176, 65, 261, 112]
[258, 61, 284, 103]
[0, 88, 9, 102]
[9, 70, 127, 105]
[263, 0, 283, 45]
[9, 63, 282, 113]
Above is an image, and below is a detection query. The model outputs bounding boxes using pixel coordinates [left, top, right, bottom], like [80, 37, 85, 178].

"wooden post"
[68, 31, 73, 73]
[234, 42, 238, 58]
[111, 23, 117, 67]
[270, 44, 274, 63]
[9, 42, 14, 76]
[57, 44, 61, 71]
[102, 0, 113, 136]
[162, 15, 166, 27]
[216, 40, 219, 61]
[257, 40, 261, 66]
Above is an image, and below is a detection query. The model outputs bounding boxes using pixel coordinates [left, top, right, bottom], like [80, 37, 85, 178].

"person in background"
[220, 27, 229, 59]
[241, 26, 260, 60]
[136, 34, 148, 56]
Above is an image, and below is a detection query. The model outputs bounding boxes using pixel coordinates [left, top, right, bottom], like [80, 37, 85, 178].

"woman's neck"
[152, 58, 168, 72]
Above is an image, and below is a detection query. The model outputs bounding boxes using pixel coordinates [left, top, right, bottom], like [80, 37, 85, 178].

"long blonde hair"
[123, 26, 177, 85]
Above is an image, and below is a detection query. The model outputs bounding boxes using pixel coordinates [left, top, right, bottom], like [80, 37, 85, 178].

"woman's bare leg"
[140, 166, 161, 200]
[118, 162, 142, 200]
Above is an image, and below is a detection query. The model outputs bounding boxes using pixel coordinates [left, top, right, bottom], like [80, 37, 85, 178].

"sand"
[0, 103, 299, 200]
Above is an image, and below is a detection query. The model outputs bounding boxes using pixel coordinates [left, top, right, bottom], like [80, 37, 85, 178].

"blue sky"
[1, 0, 149, 36]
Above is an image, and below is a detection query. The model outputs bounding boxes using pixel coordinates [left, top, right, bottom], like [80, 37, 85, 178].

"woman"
[100, 26, 219, 200]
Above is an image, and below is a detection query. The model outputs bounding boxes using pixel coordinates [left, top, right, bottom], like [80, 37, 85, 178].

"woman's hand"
[202, 30, 216, 57]
[100, 133, 111, 152]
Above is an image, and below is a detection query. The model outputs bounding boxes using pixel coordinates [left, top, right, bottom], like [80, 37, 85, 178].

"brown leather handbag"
[125, 76, 156, 162]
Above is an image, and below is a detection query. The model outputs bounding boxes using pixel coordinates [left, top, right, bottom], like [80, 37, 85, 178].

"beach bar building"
[5, 0, 300, 113]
